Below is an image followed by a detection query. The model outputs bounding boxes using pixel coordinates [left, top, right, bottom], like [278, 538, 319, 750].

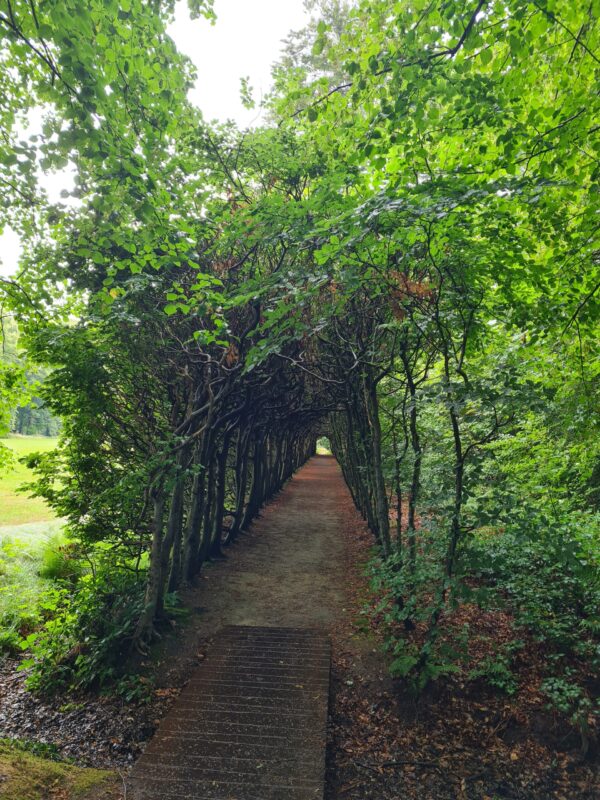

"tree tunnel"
[1, 0, 597, 725]
[21, 233, 474, 649]
[26, 256, 403, 647]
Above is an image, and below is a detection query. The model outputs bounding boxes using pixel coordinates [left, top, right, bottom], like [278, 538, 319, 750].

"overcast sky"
[0, 0, 309, 278]
[171, 0, 308, 125]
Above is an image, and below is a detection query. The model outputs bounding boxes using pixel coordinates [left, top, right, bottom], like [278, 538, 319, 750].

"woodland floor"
[0, 455, 598, 798]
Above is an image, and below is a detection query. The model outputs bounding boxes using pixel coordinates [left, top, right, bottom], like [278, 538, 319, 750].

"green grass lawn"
[0, 436, 59, 526]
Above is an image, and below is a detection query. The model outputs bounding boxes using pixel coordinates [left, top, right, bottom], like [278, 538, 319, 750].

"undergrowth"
[1, 530, 157, 699]
[367, 510, 600, 750]
[0, 530, 66, 654]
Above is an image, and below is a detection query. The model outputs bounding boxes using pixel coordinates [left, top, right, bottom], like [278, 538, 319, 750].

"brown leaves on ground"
[326, 498, 600, 800]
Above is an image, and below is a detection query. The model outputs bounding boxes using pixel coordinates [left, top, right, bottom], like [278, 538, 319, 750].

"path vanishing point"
[127, 455, 348, 800]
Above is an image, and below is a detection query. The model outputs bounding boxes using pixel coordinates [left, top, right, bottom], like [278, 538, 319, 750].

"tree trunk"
[134, 486, 165, 645]
[208, 428, 234, 559]
[363, 374, 391, 557]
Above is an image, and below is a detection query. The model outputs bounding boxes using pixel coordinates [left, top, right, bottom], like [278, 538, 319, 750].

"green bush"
[0, 529, 82, 656]
[367, 508, 600, 698]
[470, 510, 600, 658]
[0, 629, 22, 654]
[20, 566, 145, 694]
[541, 676, 600, 754]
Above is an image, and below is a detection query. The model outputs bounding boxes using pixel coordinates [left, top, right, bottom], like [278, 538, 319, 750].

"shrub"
[541, 677, 600, 755]
[20, 566, 145, 694]
[0, 528, 81, 657]
[470, 510, 600, 659]
[367, 508, 600, 697]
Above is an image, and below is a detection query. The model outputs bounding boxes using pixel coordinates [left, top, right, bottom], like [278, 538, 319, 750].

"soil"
[1, 454, 598, 798]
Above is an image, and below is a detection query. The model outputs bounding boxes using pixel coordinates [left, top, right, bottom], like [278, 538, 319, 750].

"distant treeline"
[11, 399, 61, 437]
[2, 318, 60, 438]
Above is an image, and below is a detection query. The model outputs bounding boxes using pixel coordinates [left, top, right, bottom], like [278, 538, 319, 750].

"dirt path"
[155, 455, 353, 680]
[0, 455, 371, 777]
[188, 455, 348, 627]
[150, 455, 398, 800]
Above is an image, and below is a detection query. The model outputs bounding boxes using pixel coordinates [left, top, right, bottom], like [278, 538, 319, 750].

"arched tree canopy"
[0, 0, 598, 695]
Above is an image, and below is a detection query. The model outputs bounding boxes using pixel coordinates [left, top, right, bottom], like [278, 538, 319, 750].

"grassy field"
[0, 437, 58, 526]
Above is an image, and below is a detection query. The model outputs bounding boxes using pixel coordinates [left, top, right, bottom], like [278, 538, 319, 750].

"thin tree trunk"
[363, 374, 391, 557]
[209, 427, 234, 559]
[134, 487, 165, 645]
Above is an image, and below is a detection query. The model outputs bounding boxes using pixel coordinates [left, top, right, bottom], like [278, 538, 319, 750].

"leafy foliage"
[0, 0, 598, 730]
[20, 566, 145, 694]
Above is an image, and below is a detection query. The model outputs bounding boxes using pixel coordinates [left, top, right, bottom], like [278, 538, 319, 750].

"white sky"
[171, 0, 308, 125]
[0, 0, 309, 278]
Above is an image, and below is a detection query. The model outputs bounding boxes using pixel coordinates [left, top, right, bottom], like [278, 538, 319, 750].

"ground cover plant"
[0, 436, 63, 656]
[0, 526, 66, 654]
[0, 737, 118, 800]
[0, 0, 598, 796]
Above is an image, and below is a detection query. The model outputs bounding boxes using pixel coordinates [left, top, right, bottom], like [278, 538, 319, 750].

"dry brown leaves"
[325, 496, 600, 800]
